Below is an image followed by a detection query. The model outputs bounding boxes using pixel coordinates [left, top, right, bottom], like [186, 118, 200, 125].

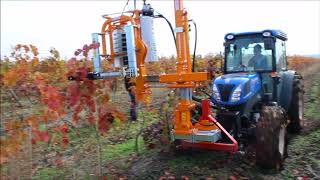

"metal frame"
[86, 0, 239, 152]
[180, 99, 238, 152]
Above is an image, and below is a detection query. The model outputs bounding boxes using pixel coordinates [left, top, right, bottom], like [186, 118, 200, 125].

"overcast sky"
[1, 0, 320, 59]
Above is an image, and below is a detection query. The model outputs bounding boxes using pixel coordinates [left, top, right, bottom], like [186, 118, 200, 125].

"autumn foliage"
[1, 44, 318, 178]
[0, 44, 125, 165]
[287, 55, 320, 71]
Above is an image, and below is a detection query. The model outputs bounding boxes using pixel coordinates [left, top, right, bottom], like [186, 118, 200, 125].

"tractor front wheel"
[256, 106, 288, 170]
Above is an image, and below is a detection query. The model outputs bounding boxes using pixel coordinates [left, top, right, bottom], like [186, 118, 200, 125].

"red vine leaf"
[55, 152, 62, 167]
[87, 112, 96, 125]
[98, 108, 114, 134]
[60, 123, 69, 134]
[61, 135, 69, 148]
[72, 113, 80, 124]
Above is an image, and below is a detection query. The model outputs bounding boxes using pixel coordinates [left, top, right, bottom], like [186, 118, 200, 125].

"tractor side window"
[276, 40, 287, 71]
[226, 44, 242, 71]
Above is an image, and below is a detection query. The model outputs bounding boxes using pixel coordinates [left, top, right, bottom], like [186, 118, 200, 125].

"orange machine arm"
[159, 0, 212, 136]
[101, 15, 135, 62]
[132, 10, 151, 103]
[99, 11, 150, 103]
[95, 0, 211, 135]
[174, 0, 191, 73]
[88, 0, 234, 153]
[160, 0, 209, 87]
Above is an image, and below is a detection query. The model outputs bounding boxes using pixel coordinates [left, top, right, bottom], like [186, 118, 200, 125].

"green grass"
[31, 127, 147, 179]
[271, 76, 320, 179]
[102, 138, 145, 160]
[304, 77, 320, 119]
[28, 110, 160, 179]
[101, 137, 146, 171]
[281, 72, 320, 180]
[33, 167, 68, 180]
[290, 129, 320, 150]
[279, 129, 320, 179]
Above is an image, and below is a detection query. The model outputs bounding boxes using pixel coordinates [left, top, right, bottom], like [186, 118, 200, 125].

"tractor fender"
[279, 70, 295, 111]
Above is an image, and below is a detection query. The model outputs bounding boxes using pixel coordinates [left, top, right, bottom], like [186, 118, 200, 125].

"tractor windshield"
[225, 36, 273, 73]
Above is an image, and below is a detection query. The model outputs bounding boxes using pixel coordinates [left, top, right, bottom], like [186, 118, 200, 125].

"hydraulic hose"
[153, 12, 177, 49]
[153, 13, 197, 66]
[189, 19, 198, 72]
[153, 12, 203, 105]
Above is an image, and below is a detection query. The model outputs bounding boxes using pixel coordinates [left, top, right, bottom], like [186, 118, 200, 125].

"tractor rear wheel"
[256, 106, 287, 170]
[288, 75, 304, 133]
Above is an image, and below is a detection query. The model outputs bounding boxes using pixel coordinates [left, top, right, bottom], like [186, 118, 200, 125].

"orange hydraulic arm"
[99, 11, 151, 103]
[164, 1, 238, 153]
[97, 0, 212, 135]
[85, 0, 238, 152]
[88, 0, 224, 142]
[159, 0, 211, 136]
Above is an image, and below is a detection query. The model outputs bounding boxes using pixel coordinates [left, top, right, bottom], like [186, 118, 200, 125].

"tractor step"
[171, 129, 221, 143]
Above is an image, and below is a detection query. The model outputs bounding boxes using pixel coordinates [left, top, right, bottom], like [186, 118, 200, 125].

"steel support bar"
[207, 115, 238, 152]
[159, 72, 209, 83]
[181, 141, 238, 152]
[92, 33, 101, 73]
[99, 72, 122, 79]
[167, 84, 194, 88]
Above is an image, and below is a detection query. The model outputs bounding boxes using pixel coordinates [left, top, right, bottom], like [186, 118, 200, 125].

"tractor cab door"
[275, 38, 288, 101]
[275, 39, 287, 71]
[265, 38, 288, 102]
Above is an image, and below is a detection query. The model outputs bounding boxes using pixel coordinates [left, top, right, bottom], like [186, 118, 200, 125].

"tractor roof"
[224, 30, 287, 41]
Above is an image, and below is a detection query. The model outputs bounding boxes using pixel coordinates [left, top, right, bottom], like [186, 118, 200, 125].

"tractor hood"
[219, 73, 253, 83]
[212, 73, 261, 105]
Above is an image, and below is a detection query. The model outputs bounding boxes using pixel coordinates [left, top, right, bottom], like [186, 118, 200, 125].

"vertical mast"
[174, 0, 191, 73]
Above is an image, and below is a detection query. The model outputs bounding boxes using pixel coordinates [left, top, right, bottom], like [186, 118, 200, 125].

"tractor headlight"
[230, 84, 242, 102]
[212, 84, 221, 101]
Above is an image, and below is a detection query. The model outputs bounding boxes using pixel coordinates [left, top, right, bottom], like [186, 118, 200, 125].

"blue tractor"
[211, 30, 304, 169]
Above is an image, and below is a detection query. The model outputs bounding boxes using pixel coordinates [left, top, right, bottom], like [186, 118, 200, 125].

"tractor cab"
[223, 30, 288, 74]
[212, 30, 288, 107]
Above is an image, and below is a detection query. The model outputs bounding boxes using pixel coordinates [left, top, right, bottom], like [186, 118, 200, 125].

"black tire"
[256, 106, 288, 170]
[288, 75, 304, 133]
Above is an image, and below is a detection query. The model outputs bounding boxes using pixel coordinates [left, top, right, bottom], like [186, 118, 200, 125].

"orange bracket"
[181, 99, 239, 152]
[160, 72, 210, 83]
